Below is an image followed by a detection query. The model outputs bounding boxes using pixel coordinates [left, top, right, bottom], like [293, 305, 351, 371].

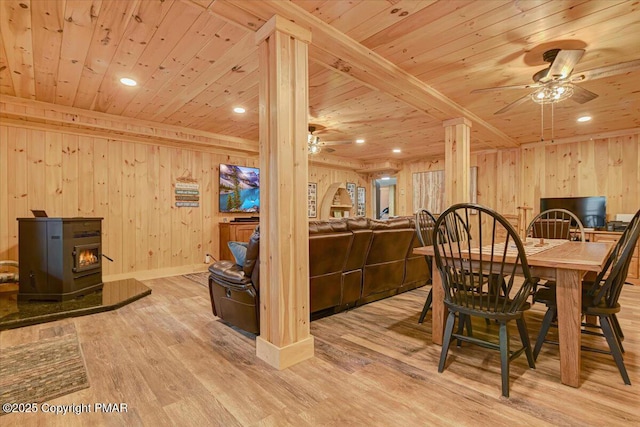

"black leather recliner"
[208, 227, 260, 333]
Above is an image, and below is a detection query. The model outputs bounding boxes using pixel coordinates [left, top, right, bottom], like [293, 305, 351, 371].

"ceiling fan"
[472, 49, 640, 114]
[308, 125, 354, 153]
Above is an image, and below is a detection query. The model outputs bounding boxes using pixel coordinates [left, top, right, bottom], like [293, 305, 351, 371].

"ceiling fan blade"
[321, 140, 352, 146]
[471, 83, 542, 93]
[572, 59, 640, 82]
[543, 49, 585, 82]
[571, 85, 599, 104]
[494, 93, 532, 115]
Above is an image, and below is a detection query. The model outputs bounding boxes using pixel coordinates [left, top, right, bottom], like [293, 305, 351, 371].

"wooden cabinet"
[320, 182, 354, 220]
[219, 222, 259, 261]
[585, 230, 639, 285]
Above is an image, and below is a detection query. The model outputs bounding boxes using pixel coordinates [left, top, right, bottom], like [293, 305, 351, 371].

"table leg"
[555, 269, 584, 387]
[431, 257, 447, 345]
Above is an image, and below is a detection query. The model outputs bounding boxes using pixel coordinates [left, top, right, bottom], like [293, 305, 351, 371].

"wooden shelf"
[320, 183, 355, 220]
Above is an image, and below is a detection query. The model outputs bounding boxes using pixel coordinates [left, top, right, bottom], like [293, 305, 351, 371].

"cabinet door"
[219, 223, 258, 262]
[235, 224, 258, 243]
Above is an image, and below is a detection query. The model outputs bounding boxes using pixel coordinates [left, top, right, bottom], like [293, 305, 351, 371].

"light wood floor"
[1, 276, 639, 426]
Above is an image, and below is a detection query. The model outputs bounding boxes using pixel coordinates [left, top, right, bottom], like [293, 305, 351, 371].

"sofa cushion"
[345, 217, 370, 230]
[309, 219, 349, 234]
[369, 217, 413, 230]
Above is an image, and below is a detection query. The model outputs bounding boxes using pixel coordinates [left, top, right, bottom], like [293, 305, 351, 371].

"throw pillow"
[228, 241, 248, 266]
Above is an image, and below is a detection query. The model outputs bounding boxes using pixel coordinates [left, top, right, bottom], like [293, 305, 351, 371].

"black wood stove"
[18, 217, 104, 301]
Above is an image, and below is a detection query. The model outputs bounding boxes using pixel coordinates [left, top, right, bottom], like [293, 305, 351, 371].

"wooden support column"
[443, 118, 472, 206]
[255, 16, 314, 370]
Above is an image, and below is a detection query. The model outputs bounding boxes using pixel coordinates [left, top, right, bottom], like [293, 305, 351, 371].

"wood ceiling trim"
[1, 95, 257, 150]
[212, 0, 518, 149]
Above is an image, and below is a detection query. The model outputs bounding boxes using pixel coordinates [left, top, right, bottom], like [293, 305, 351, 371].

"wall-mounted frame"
[308, 182, 317, 218]
[346, 182, 356, 207]
[412, 166, 478, 214]
[356, 186, 366, 217]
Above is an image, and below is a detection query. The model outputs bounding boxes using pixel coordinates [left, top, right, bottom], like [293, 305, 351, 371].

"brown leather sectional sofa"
[208, 217, 430, 333]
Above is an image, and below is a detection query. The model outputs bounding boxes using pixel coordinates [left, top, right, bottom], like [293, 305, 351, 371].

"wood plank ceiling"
[1, 0, 639, 162]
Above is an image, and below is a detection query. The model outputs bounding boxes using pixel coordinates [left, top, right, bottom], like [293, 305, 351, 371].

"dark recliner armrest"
[209, 261, 253, 287]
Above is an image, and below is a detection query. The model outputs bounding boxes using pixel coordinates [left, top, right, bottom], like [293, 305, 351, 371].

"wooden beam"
[443, 117, 471, 206]
[355, 161, 402, 175]
[255, 15, 314, 370]
[0, 96, 259, 154]
[210, 0, 518, 149]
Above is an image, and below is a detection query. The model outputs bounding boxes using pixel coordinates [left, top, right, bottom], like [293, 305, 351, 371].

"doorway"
[374, 177, 397, 220]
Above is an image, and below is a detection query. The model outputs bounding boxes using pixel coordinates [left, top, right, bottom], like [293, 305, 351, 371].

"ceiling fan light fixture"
[307, 126, 321, 154]
[531, 83, 574, 104]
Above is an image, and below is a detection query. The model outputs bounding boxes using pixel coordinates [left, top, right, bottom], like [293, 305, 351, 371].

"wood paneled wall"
[308, 164, 369, 219]
[0, 99, 371, 279]
[398, 131, 640, 221]
[0, 123, 259, 278]
[520, 133, 639, 219]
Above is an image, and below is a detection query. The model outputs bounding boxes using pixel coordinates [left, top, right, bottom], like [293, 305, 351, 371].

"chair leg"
[611, 313, 624, 340]
[516, 316, 535, 369]
[533, 306, 556, 360]
[499, 321, 510, 398]
[600, 316, 631, 385]
[456, 313, 466, 347]
[610, 317, 625, 354]
[438, 312, 457, 373]
[418, 288, 433, 324]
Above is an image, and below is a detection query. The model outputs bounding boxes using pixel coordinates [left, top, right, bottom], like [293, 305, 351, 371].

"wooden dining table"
[414, 239, 614, 387]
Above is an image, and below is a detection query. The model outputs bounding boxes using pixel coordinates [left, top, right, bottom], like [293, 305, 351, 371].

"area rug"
[183, 272, 209, 287]
[0, 333, 89, 413]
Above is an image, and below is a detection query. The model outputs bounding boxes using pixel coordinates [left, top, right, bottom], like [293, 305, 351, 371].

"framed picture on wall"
[308, 182, 317, 218]
[346, 182, 356, 207]
[356, 186, 366, 217]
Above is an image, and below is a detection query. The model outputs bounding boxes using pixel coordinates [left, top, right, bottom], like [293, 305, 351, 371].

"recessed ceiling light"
[577, 115, 592, 122]
[392, 148, 401, 153]
[119, 77, 137, 87]
[233, 107, 246, 114]
[355, 139, 365, 144]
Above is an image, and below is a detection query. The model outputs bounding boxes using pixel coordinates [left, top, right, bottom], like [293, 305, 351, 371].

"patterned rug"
[183, 272, 209, 287]
[0, 333, 89, 413]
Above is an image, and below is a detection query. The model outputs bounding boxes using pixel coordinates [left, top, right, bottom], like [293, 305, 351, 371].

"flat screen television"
[219, 164, 260, 213]
[540, 196, 606, 228]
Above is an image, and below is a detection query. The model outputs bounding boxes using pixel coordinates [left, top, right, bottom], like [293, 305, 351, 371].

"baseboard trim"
[256, 335, 315, 370]
[103, 264, 209, 283]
